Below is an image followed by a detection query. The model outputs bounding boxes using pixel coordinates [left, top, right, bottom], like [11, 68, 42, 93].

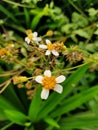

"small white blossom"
[25, 31, 41, 44]
[39, 39, 59, 56]
[35, 70, 66, 100]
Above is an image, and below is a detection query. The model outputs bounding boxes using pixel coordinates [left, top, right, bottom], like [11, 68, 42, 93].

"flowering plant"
[0, 27, 98, 130]
[1, 1, 98, 129]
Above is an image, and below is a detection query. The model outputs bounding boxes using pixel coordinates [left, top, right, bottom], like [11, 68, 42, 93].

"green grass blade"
[28, 87, 43, 122]
[44, 117, 60, 128]
[0, 122, 14, 130]
[0, 5, 17, 22]
[37, 63, 92, 120]
[30, 13, 43, 30]
[24, 8, 30, 28]
[0, 108, 7, 121]
[4, 109, 30, 126]
[50, 85, 98, 117]
[58, 115, 98, 129]
[5, 22, 25, 33]
[0, 95, 17, 110]
[3, 84, 26, 113]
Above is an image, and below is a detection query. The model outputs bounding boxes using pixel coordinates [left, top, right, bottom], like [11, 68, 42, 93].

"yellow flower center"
[42, 76, 56, 89]
[28, 34, 33, 40]
[47, 43, 53, 50]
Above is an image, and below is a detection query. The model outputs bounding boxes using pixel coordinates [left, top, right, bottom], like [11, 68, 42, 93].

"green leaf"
[30, 13, 44, 30]
[44, 117, 60, 128]
[58, 114, 98, 129]
[72, 12, 89, 28]
[30, 5, 49, 30]
[2, 84, 26, 113]
[0, 122, 14, 130]
[28, 87, 43, 122]
[0, 5, 17, 22]
[61, 23, 74, 34]
[50, 85, 98, 117]
[24, 125, 34, 130]
[75, 29, 90, 38]
[5, 22, 25, 33]
[24, 8, 30, 28]
[4, 109, 30, 126]
[37, 63, 92, 120]
[88, 8, 98, 16]
[0, 95, 17, 110]
[0, 108, 7, 121]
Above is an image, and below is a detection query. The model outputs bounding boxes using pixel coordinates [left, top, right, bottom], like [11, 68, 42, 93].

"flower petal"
[56, 75, 66, 83]
[45, 50, 51, 55]
[45, 50, 51, 56]
[54, 84, 63, 94]
[25, 37, 30, 44]
[46, 39, 51, 44]
[35, 76, 43, 84]
[33, 32, 38, 37]
[39, 45, 47, 49]
[44, 70, 51, 77]
[37, 37, 42, 41]
[32, 37, 37, 41]
[52, 50, 59, 56]
[41, 88, 49, 99]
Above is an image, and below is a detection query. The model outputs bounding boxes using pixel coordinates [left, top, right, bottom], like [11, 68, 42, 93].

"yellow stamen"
[47, 43, 53, 50]
[42, 76, 56, 89]
[28, 34, 33, 40]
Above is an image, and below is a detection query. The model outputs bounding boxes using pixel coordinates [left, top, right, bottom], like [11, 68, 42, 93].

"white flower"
[35, 70, 66, 100]
[39, 39, 59, 56]
[25, 32, 41, 44]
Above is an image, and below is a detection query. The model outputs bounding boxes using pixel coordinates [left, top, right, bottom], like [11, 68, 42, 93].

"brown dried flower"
[66, 51, 83, 63]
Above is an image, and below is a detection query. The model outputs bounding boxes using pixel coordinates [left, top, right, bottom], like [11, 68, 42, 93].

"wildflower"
[35, 70, 66, 99]
[25, 30, 41, 44]
[39, 39, 59, 56]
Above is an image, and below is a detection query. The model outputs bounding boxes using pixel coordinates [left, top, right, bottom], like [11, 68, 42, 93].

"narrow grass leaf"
[0, 122, 14, 130]
[44, 117, 60, 128]
[5, 23, 25, 33]
[0, 95, 17, 110]
[58, 115, 98, 129]
[3, 84, 26, 113]
[4, 109, 30, 126]
[28, 87, 43, 122]
[0, 5, 17, 22]
[24, 8, 30, 28]
[50, 85, 98, 117]
[31, 13, 44, 30]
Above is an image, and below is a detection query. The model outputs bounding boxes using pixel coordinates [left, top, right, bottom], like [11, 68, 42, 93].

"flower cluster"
[0, 30, 86, 100]
[24, 30, 66, 99]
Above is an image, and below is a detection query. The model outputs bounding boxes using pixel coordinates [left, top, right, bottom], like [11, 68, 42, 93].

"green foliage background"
[0, 0, 98, 130]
